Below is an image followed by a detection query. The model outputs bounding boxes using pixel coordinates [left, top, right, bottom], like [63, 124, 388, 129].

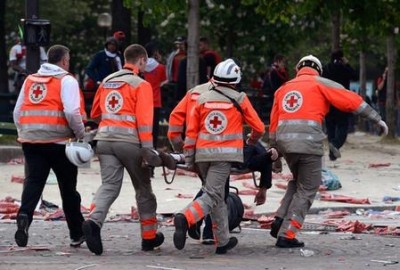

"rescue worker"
[173, 59, 266, 254]
[83, 44, 164, 255]
[269, 55, 388, 248]
[168, 81, 277, 244]
[13, 45, 86, 248]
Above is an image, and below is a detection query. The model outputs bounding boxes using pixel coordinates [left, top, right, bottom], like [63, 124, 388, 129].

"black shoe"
[276, 236, 304, 248]
[270, 216, 283, 239]
[70, 235, 85, 247]
[202, 237, 215, 245]
[82, 220, 103, 255]
[188, 223, 201, 240]
[159, 152, 177, 170]
[142, 232, 165, 251]
[329, 143, 341, 159]
[173, 213, 188, 250]
[215, 237, 238, 254]
[15, 213, 29, 247]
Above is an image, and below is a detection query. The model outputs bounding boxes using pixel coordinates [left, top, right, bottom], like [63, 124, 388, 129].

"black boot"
[276, 236, 304, 248]
[173, 213, 188, 250]
[270, 216, 283, 238]
[15, 213, 29, 247]
[142, 232, 165, 251]
[215, 237, 238, 254]
[82, 220, 103, 255]
[187, 221, 201, 240]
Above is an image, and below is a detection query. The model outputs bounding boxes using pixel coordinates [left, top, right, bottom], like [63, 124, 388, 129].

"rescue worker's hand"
[172, 141, 184, 153]
[268, 147, 279, 161]
[185, 155, 196, 172]
[378, 120, 389, 136]
[254, 187, 267, 205]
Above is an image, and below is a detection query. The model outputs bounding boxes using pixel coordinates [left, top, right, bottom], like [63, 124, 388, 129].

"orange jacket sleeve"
[167, 93, 189, 149]
[135, 80, 154, 148]
[90, 84, 102, 122]
[240, 96, 265, 141]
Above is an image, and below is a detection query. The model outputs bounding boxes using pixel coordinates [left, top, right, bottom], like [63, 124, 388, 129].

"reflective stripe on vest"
[196, 147, 243, 155]
[278, 119, 321, 128]
[168, 125, 184, 132]
[198, 132, 242, 141]
[101, 113, 136, 122]
[98, 126, 138, 136]
[20, 110, 65, 117]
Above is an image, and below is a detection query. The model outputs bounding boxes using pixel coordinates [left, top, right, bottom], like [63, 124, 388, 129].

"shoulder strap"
[211, 86, 243, 115]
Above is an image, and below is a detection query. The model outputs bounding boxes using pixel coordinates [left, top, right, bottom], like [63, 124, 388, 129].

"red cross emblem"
[29, 83, 47, 103]
[205, 110, 227, 134]
[286, 95, 298, 108]
[105, 91, 123, 113]
[209, 116, 222, 128]
[32, 86, 43, 98]
[283, 91, 302, 112]
[108, 96, 119, 108]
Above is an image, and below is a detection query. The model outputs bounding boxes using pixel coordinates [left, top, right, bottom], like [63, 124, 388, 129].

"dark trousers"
[19, 143, 84, 239]
[153, 107, 160, 149]
[326, 117, 349, 150]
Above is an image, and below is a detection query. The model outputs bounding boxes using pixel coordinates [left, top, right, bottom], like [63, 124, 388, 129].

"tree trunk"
[186, 0, 199, 90]
[0, 0, 9, 93]
[386, 33, 397, 139]
[357, 50, 367, 131]
[111, 0, 131, 43]
[137, 10, 151, 46]
[331, 9, 341, 51]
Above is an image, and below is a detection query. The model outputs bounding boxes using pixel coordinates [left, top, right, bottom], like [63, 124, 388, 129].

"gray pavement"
[0, 133, 400, 269]
[0, 220, 400, 270]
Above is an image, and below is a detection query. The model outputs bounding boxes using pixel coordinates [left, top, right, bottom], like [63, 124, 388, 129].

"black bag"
[226, 187, 244, 231]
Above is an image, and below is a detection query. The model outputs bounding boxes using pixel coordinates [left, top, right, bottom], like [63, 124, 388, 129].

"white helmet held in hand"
[296, 55, 323, 75]
[65, 141, 94, 167]
[212, 58, 241, 85]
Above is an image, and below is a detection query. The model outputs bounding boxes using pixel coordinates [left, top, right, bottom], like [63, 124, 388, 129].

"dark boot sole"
[173, 214, 187, 250]
[82, 221, 103, 255]
[216, 237, 238, 254]
[15, 214, 29, 247]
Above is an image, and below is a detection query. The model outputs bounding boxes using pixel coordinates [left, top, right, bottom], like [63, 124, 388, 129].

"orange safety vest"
[269, 67, 381, 155]
[167, 82, 212, 149]
[91, 64, 154, 148]
[18, 74, 79, 143]
[184, 85, 265, 163]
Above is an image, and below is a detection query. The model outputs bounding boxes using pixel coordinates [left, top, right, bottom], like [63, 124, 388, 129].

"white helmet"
[65, 141, 94, 167]
[296, 55, 323, 75]
[212, 58, 241, 85]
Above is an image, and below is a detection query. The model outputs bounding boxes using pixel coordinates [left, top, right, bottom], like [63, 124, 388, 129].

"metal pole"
[25, 0, 40, 74]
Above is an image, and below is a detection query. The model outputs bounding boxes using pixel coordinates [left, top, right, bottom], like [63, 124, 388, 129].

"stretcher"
[162, 163, 259, 188]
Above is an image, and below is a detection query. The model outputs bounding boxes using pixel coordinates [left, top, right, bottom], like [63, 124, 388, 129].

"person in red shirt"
[143, 41, 168, 149]
[166, 36, 187, 83]
[199, 37, 222, 79]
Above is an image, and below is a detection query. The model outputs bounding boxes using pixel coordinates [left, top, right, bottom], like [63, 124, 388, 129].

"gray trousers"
[90, 141, 157, 228]
[276, 153, 321, 238]
[189, 161, 231, 247]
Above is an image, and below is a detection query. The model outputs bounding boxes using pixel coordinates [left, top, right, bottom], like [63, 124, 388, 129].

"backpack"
[227, 187, 244, 231]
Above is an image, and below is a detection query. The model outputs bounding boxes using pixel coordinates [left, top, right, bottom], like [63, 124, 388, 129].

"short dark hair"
[274, 54, 285, 62]
[124, 44, 147, 64]
[47, 45, 69, 64]
[145, 41, 158, 57]
[331, 49, 344, 62]
[199, 37, 209, 44]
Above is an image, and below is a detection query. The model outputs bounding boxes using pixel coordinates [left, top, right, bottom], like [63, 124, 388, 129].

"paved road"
[1, 220, 399, 270]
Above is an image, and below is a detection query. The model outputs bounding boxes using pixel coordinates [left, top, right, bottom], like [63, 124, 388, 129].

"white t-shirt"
[9, 43, 48, 70]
